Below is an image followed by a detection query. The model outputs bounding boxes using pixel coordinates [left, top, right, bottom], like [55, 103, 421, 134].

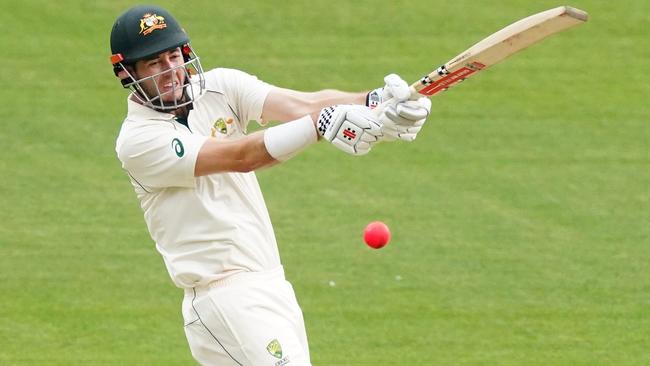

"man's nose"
[160, 56, 175, 70]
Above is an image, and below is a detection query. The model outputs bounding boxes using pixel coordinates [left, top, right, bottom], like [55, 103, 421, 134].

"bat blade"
[414, 6, 588, 97]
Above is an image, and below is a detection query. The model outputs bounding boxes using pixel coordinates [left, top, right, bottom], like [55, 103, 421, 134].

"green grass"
[1, 0, 649, 364]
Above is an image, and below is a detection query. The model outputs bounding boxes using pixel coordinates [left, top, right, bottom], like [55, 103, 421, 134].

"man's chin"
[166, 91, 185, 101]
[156, 95, 187, 109]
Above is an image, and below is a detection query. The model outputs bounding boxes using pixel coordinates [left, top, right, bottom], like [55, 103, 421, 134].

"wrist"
[316, 106, 336, 139]
[263, 116, 318, 161]
[366, 87, 382, 109]
[310, 110, 322, 136]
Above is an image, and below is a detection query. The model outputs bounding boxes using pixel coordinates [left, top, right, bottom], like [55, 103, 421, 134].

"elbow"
[230, 146, 271, 173]
[232, 161, 257, 173]
[194, 135, 274, 176]
[232, 160, 268, 173]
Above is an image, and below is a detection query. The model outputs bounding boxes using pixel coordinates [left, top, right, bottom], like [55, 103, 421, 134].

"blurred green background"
[1, 0, 648, 365]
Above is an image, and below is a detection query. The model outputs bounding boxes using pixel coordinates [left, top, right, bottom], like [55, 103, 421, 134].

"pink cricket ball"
[364, 221, 391, 249]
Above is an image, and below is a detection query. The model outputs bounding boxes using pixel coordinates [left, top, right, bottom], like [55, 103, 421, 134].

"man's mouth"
[161, 81, 180, 91]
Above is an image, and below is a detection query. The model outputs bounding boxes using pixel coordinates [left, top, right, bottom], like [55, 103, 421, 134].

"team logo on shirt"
[139, 13, 167, 36]
[171, 138, 184, 157]
[211, 117, 234, 137]
[266, 339, 283, 358]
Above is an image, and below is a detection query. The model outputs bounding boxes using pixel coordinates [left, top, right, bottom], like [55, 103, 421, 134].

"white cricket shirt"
[115, 68, 280, 289]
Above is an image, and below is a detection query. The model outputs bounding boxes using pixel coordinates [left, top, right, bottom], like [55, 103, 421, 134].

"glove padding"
[381, 97, 431, 142]
[367, 74, 411, 109]
[367, 73, 432, 142]
[317, 105, 382, 155]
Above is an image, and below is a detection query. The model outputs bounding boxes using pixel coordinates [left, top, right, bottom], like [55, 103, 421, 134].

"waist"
[184, 266, 285, 297]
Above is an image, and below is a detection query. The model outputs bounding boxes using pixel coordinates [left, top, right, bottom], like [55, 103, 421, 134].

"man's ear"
[114, 63, 135, 80]
[114, 64, 136, 88]
[117, 68, 131, 80]
[117, 66, 133, 80]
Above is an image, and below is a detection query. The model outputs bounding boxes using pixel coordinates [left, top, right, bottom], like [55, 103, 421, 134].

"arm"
[263, 81, 432, 142]
[193, 74, 432, 177]
[194, 131, 276, 176]
[261, 87, 367, 124]
[194, 87, 371, 176]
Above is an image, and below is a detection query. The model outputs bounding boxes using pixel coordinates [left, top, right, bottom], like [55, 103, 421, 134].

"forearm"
[262, 87, 367, 123]
[303, 89, 367, 109]
[305, 90, 367, 122]
[194, 132, 277, 176]
[194, 115, 319, 176]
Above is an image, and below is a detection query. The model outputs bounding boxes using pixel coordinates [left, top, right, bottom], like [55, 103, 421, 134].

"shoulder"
[206, 67, 261, 80]
[204, 68, 270, 93]
[115, 119, 175, 159]
[117, 118, 175, 141]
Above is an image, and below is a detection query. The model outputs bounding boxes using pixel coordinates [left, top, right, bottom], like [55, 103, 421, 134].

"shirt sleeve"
[116, 124, 208, 189]
[215, 68, 273, 131]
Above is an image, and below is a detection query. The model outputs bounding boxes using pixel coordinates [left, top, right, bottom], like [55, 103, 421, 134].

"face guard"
[112, 45, 205, 111]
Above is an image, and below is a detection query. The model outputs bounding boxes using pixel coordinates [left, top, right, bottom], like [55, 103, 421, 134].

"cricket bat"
[391, 6, 588, 104]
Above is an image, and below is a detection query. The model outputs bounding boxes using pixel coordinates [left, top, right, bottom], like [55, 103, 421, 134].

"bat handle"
[371, 86, 419, 117]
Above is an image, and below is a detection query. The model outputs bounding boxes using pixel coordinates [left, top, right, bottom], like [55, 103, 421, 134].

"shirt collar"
[126, 95, 176, 121]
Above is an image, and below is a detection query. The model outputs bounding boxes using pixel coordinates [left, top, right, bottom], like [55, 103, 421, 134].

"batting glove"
[316, 105, 383, 155]
[381, 97, 431, 141]
[366, 73, 411, 109]
[367, 74, 432, 142]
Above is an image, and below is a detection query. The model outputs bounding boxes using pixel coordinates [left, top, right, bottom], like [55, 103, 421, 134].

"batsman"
[110, 4, 431, 365]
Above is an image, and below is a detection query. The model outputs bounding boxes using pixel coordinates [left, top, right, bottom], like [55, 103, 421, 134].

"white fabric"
[381, 73, 411, 102]
[116, 68, 283, 289]
[369, 73, 432, 142]
[317, 105, 382, 155]
[182, 267, 311, 366]
[263, 116, 318, 161]
[116, 114, 208, 188]
[381, 97, 432, 142]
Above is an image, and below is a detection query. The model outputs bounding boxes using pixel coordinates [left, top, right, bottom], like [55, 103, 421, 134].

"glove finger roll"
[395, 101, 430, 120]
[385, 106, 419, 126]
[383, 74, 410, 102]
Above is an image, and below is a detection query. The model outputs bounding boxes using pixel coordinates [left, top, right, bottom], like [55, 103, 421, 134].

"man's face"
[133, 48, 186, 103]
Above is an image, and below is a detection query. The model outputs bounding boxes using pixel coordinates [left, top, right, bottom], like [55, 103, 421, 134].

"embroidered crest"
[139, 13, 167, 36]
[211, 117, 234, 137]
[266, 339, 282, 359]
